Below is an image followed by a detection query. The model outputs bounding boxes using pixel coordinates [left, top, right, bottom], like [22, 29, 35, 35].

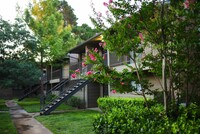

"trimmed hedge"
[97, 97, 155, 112]
[93, 97, 200, 134]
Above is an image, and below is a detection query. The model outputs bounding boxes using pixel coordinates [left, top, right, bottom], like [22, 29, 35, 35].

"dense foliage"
[93, 97, 200, 134]
[72, 23, 99, 42]
[24, 0, 77, 66]
[83, 0, 200, 113]
[58, 0, 78, 26]
[0, 18, 41, 89]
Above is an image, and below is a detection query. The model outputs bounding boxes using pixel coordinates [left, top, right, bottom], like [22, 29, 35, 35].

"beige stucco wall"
[62, 64, 69, 79]
[109, 75, 163, 99]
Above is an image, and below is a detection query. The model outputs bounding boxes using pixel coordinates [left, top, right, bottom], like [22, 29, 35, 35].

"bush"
[97, 97, 155, 112]
[66, 96, 81, 108]
[93, 97, 200, 134]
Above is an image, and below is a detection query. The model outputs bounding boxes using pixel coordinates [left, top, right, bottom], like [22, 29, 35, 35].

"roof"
[68, 33, 102, 54]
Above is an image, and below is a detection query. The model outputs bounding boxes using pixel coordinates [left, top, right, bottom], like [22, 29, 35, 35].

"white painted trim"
[49, 78, 60, 83]
[85, 85, 88, 108]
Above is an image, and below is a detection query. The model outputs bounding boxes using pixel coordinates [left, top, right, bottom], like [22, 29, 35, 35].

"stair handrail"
[41, 79, 87, 111]
[40, 79, 69, 104]
[40, 79, 78, 110]
[45, 79, 68, 96]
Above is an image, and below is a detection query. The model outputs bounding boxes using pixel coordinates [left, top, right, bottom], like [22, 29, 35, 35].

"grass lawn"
[36, 110, 99, 134]
[0, 113, 17, 134]
[0, 99, 9, 111]
[0, 99, 16, 133]
[18, 98, 75, 113]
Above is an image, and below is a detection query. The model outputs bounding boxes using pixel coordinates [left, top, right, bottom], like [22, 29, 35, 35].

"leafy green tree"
[81, 0, 200, 114]
[72, 23, 99, 41]
[58, 0, 78, 26]
[0, 18, 41, 89]
[0, 60, 41, 88]
[24, 0, 77, 67]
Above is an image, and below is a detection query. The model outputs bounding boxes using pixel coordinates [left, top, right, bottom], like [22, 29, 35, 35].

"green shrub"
[97, 97, 155, 112]
[66, 96, 81, 108]
[93, 97, 200, 134]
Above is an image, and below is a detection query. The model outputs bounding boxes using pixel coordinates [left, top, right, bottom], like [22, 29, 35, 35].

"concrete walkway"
[5, 100, 53, 134]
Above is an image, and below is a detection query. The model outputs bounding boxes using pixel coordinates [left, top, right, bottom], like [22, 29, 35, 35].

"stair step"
[55, 99, 60, 102]
[60, 96, 64, 99]
[47, 105, 52, 108]
[67, 91, 72, 93]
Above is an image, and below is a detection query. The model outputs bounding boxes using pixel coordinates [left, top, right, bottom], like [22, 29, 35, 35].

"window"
[131, 81, 142, 92]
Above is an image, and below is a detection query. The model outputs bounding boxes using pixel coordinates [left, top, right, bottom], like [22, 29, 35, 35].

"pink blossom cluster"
[94, 47, 98, 52]
[75, 69, 80, 73]
[111, 90, 116, 94]
[82, 62, 87, 67]
[103, 0, 113, 7]
[71, 69, 80, 79]
[86, 71, 93, 76]
[98, 12, 102, 17]
[71, 73, 77, 78]
[89, 53, 96, 61]
[139, 32, 144, 42]
[183, 0, 195, 9]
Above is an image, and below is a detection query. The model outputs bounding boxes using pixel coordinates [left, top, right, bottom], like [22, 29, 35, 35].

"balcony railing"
[47, 68, 69, 81]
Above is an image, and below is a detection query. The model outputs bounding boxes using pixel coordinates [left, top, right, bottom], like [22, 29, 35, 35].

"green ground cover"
[36, 110, 99, 134]
[0, 99, 16, 133]
[0, 112, 17, 134]
[18, 98, 75, 113]
[0, 99, 9, 111]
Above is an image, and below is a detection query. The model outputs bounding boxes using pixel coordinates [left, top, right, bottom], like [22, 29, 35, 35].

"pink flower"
[183, 0, 190, 9]
[103, 2, 108, 6]
[120, 82, 124, 85]
[89, 53, 96, 61]
[99, 42, 103, 47]
[71, 73, 76, 78]
[103, 42, 106, 48]
[111, 90, 116, 94]
[86, 48, 89, 53]
[94, 48, 98, 52]
[183, 0, 195, 9]
[82, 62, 87, 67]
[86, 71, 93, 76]
[109, 0, 113, 4]
[98, 12, 102, 17]
[139, 32, 144, 42]
[75, 69, 80, 74]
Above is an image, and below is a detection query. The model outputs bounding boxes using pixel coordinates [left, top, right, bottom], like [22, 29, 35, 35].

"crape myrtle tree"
[0, 18, 41, 89]
[73, 0, 200, 114]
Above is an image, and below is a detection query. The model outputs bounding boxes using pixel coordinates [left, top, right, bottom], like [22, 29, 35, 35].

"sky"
[0, 0, 107, 27]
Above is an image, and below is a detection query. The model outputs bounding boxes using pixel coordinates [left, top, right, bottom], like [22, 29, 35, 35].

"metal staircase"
[18, 79, 49, 101]
[18, 84, 41, 101]
[40, 79, 89, 115]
